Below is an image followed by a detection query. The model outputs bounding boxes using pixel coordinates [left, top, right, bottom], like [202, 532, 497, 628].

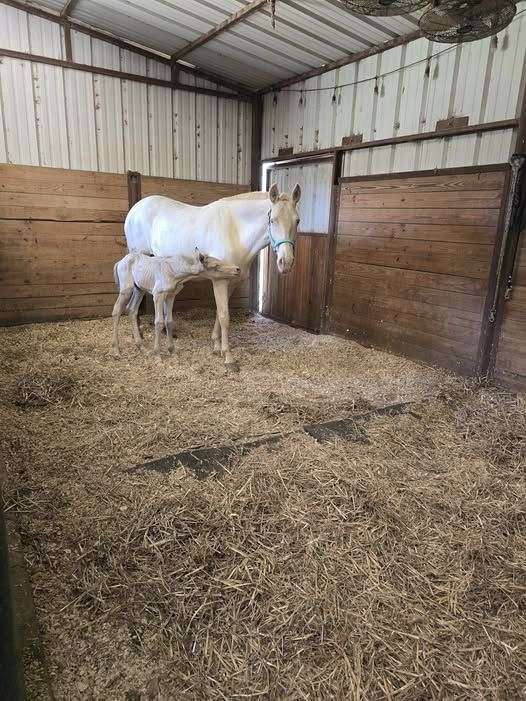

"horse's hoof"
[225, 361, 240, 373]
[212, 349, 222, 356]
[167, 346, 175, 354]
[111, 350, 121, 359]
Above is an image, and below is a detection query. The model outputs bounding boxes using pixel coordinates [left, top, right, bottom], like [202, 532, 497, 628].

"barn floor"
[0, 309, 525, 700]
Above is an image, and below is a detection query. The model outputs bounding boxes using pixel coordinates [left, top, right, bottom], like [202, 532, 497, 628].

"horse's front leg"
[212, 278, 236, 369]
[211, 280, 237, 356]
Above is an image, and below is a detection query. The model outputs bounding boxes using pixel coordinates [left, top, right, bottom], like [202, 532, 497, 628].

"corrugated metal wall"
[262, 3, 526, 175]
[0, 4, 252, 183]
[270, 161, 333, 233]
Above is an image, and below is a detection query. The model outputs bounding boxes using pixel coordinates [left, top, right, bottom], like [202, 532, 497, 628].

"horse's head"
[268, 183, 301, 274]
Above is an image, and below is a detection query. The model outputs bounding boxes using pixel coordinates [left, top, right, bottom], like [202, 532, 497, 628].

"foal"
[112, 249, 240, 357]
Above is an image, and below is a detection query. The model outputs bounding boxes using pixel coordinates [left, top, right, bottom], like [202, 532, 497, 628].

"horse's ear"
[292, 183, 301, 204]
[269, 183, 279, 203]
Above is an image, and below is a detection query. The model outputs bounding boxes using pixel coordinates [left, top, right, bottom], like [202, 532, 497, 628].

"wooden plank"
[0, 179, 128, 199]
[340, 190, 502, 210]
[0, 220, 125, 238]
[330, 308, 475, 365]
[330, 317, 475, 377]
[335, 237, 493, 279]
[338, 260, 487, 296]
[340, 171, 506, 195]
[0, 293, 116, 312]
[0, 305, 115, 325]
[0, 206, 126, 222]
[334, 283, 482, 329]
[336, 221, 497, 245]
[338, 206, 499, 227]
[0, 164, 126, 187]
[141, 177, 249, 202]
[0, 283, 116, 299]
[333, 270, 485, 314]
[0, 192, 128, 211]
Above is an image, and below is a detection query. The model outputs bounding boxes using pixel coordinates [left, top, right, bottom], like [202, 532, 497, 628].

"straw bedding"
[0, 310, 524, 700]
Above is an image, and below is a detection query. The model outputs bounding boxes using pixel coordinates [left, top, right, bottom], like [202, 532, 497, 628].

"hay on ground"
[0, 311, 524, 699]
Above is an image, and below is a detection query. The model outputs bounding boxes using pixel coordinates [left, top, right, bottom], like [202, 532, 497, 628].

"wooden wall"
[140, 176, 250, 311]
[0, 164, 128, 324]
[328, 168, 508, 375]
[494, 228, 526, 391]
[0, 165, 250, 325]
[260, 234, 328, 332]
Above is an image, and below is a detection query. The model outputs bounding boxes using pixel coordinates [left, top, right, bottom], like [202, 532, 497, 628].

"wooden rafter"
[171, 0, 268, 61]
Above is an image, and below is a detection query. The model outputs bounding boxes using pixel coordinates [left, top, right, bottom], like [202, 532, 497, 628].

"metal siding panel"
[333, 62, 358, 147]
[317, 71, 338, 150]
[484, 11, 526, 122]
[0, 57, 39, 165]
[195, 77, 218, 182]
[391, 142, 419, 172]
[92, 40, 125, 173]
[0, 5, 30, 52]
[217, 98, 238, 184]
[237, 100, 251, 186]
[31, 63, 70, 168]
[64, 67, 98, 171]
[353, 55, 378, 142]
[375, 45, 404, 141]
[301, 75, 321, 152]
[173, 80, 196, 180]
[476, 129, 514, 166]
[27, 14, 64, 59]
[397, 38, 430, 137]
[121, 50, 149, 173]
[147, 60, 173, 178]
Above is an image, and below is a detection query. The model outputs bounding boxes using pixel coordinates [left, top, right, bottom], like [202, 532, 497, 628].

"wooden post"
[249, 96, 263, 311]
[320, 150, 343, 334]
[63, 21, 72, 61]
[127, 170, 142, 209]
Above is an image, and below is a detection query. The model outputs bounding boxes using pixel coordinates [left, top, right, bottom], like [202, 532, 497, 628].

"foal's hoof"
[225, 361, 240, 373]
[111, 350, 121, 359]
[212, 349, 222, 357]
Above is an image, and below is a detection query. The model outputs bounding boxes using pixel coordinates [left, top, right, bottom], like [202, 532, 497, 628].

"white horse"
[124, 182, 301, 368]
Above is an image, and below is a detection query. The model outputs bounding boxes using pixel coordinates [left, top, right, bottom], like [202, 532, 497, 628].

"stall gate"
[327, 166, 509, 377]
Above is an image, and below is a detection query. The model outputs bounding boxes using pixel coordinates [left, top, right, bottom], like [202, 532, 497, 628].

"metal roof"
[29, 0, 420, 91]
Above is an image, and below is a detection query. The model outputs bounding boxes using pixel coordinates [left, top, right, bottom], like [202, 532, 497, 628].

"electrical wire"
[274, 6, 526, 95]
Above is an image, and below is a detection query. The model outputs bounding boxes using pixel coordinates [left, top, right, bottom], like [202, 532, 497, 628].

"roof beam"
[171, 0, 268, 61]
[260, 29, 422, 93]
[0, 0, 255, 96]
[60, 0, 79, 17]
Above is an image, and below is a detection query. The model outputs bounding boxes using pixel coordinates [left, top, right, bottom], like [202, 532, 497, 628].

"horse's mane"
[219, 191, 290, 202]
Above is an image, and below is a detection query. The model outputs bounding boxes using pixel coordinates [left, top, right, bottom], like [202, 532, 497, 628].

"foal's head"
[193, 248, 241, 278]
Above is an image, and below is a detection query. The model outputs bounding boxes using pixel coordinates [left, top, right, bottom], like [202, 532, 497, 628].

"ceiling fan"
[340, 0, 518, 42]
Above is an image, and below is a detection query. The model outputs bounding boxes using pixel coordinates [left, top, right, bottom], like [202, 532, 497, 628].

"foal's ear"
[269, 183, 279, 204]
[194, 247, 205, 264]
[292, 183, 301, 204]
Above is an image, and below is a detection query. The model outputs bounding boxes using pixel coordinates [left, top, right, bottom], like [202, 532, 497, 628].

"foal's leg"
[164, 293, 177, 353]
[212, 278, 236, 368]
[127, 287, 145, 349]
[152, 292, 166, 357]
[111, 289, 133, 357]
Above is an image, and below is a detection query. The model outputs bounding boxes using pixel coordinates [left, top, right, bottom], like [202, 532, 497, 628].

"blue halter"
[267, 210, 295, 253]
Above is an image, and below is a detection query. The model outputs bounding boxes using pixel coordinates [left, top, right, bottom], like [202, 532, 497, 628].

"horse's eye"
[296, 218, 300, 225]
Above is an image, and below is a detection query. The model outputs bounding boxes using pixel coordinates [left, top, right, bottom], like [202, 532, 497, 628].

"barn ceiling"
[29, 0, 420, 92]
